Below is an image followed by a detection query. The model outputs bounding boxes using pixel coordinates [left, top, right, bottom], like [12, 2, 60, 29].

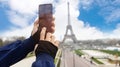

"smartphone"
[39, 4, 52, 18]
[38, 4, 54, 33]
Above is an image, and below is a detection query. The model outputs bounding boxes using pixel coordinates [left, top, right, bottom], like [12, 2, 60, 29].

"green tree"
[0, 38, 3, 47]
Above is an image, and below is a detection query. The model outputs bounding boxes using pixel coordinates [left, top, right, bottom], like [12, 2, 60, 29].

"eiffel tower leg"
[62, 37, 66, 43]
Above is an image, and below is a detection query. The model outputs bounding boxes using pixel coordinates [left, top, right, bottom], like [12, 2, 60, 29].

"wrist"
[35, 40, 58, 59]
[31, 29, 40, 44]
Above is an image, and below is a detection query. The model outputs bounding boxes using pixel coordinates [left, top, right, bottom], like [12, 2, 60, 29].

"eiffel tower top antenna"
[67, 2, 70, 25]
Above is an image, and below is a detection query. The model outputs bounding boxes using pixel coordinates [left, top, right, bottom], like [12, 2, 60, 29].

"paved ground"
[11, 56, 35, 67]
[60, 48, 96, 67]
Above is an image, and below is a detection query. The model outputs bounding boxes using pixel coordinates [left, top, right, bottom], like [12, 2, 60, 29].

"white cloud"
[80, 0, 120, 24]
[112, 0, 120, 6]
[2, 0, 55, 28]
[1, 0, 120, 41]
[95, 0, 109, 7]
[99, 7, 120, 23]
[105, 9, 120, 23]
[95, 0, 120, 23]
[79, 0, 93, 10]
[1, 24, 33, 38]
[7, 11, 30, 28]
[8, 0, 54, 14]
[111, 23, 120, 38]
[0, 0, 55, 37]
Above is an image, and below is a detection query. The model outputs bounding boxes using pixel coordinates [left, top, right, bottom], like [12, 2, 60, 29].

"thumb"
[34, 19, 39, 26]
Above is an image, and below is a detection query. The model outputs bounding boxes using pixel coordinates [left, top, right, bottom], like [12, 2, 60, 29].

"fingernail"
[47, 32, 51, 35]
[43, 27, 46, 29]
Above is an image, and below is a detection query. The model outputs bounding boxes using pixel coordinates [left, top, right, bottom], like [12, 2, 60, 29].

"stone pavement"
[11, 56, 35, 67]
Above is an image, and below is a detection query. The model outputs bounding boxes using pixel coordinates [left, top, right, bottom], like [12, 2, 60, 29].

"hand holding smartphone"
[38, 4, 55, 33]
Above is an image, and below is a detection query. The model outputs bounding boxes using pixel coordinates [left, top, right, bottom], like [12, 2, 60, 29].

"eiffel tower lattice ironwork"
[62, 2, 77, 43]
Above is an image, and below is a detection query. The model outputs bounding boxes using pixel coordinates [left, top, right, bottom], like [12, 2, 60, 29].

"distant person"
[0, 17, 59, 67]
[90, 60, 93, 64]
[119, 61, 120, 67]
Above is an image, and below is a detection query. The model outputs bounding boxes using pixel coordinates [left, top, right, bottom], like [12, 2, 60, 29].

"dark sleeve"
[32, 41, 58, 67]
[35, 41, 58, 59]
[32, 53, 55, 67]
[0, 36, 37, 67]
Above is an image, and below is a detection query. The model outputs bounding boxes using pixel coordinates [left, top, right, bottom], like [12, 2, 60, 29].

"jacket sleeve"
[32, 53, 55, 67]
[0, 36, 36, 67]
[32, 41, 58, 67]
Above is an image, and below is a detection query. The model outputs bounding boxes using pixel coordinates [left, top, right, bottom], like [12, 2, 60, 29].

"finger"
[51, 22, 55, 27]
[53, 17, 55, 21]
[34, 19, 39, 26]
[31, 20, 39, 36]
[54, 40, 59, 47]
[51, 35, 55, 44]
[51, 26, 55, 33]
[31, 26, 38, 35]
[40, 27, 46, 40]
[33, 20, 39, 31]
[45, 32, 51, 41]
[33, 23, 39, 30]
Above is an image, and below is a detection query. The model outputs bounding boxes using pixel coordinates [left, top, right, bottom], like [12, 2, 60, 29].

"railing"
[55, 49, 62, 67]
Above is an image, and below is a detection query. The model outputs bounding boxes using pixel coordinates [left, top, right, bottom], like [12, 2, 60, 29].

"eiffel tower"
[62, 2, 77, 43]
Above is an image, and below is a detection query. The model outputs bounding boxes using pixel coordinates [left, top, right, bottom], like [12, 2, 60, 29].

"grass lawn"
[75, 49, 84, 56]
[100, 50, 120, 56]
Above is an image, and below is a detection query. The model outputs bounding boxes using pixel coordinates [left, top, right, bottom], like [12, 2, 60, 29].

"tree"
[0, 38, 3, 47]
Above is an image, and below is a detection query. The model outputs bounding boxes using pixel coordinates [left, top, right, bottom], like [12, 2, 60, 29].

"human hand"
[39, 15, 55, 33]
[35, 27, 59, 58]
[40, 27, 59, 47]
[31, 16, 55, 44]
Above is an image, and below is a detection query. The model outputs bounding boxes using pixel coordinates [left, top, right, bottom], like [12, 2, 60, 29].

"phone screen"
[38, 4, 54, 33]
[39, 4, 52, 18]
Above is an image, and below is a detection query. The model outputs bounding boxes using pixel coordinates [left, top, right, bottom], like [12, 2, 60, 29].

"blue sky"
[0, 6, 11, 32]
[0, 0, 120, 40]
[78, 0, 120, 32]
